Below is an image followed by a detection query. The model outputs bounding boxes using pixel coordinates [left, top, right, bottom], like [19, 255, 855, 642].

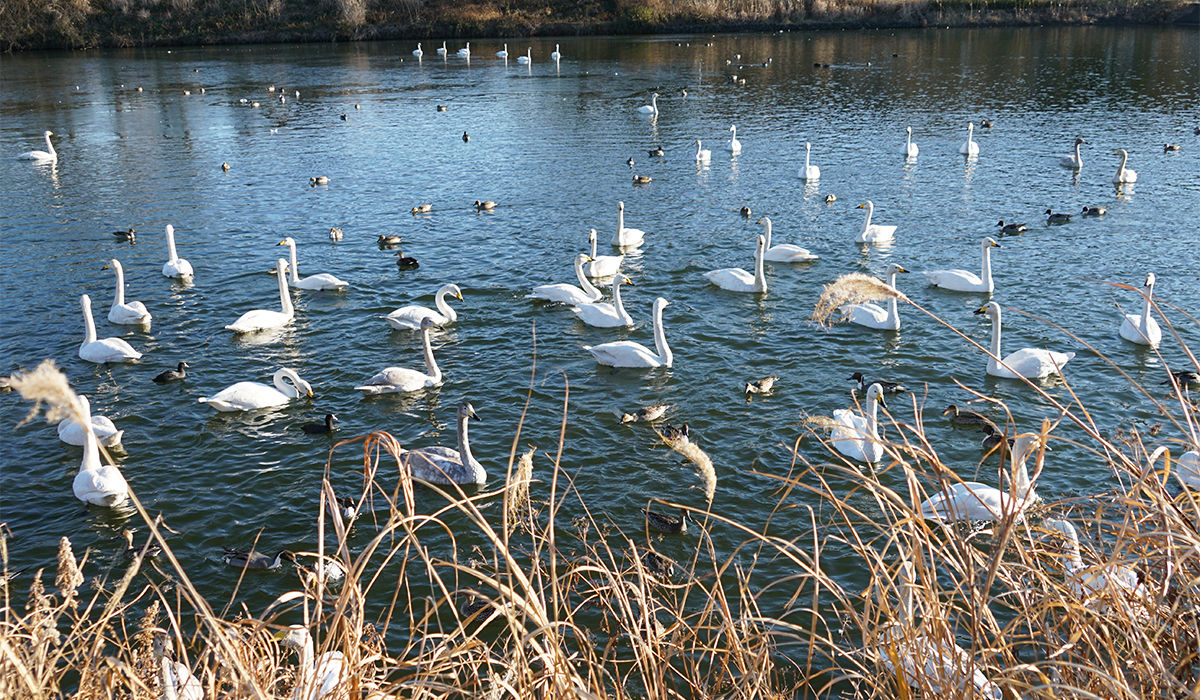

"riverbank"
[2, 0, 1196, 52]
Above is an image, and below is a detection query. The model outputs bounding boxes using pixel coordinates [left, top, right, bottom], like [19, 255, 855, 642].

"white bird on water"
[572, 274, 634, 328]
[1118, 272, 1161, 346]
[277, 237, 349, 290]
[903, 126, 918, 157]
[831, 383, 887, 463]
[638, 93, 659, 115]
[382, 283, 463, 330]
[17, 130, 57, 162]
[1112, 149, 1137, 183]
[527, 254, 602, 305]
[162, 224, 194, 279]
[72, 395, 129, 507]
[703, 235, 767, 294]
[612, 201, 647, 248]
[104, 259, 152, 325]
[583, 228, 623, 277]
[199, 368, 312, 412]
[274, 626, 345, 700]
[974, 302, 1074, 379]
[78, 294, 142, 364]
[225, 260, 294, 333]
[759, 216, 818, 263]
[399, 401, 487, 484]
[355, 318, 443, 395]
[58, 395, 123, 449]
[919, 434, 1043, 521]
[847, 264, 908, 331]
[799, 141, 819, 179]
[922, 237, 1001, 294]
[725, 124, 742, 154]
[584, 297, 672, 368]
[960, 122, 979, 155]
[854, 201, 897, 244]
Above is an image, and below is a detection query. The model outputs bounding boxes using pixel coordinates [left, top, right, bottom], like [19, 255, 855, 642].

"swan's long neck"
[421, 325, 441, 382]
[80, 399, 101, 473]
[113, 262, 126, 307]
[695, 141, 702, 159]
[860, 203, 873, 236]
[762, 219, 772, 249]
[166, 227, 179, 263]
[286, 241, 301, 285]
[652, 303, 671, 366]
[885, 270, 899, 325]
[575, 257, 601, 299]
[275, 370, 300, 398]
[1049, 520, 1084, 569]
[865, 391, 880, 439]
[277, 262, 293, 316]
[1140, 281, 1153, 328]
[988, 307, 1003, 375]
[45, 132, 56, 157]
[456, 410, 475, 470]
[81, 296, 97, 346]
[753, 241, 766, 294]
[1074, 141, 1083, 166]
[617, 206, 625, 240]
[897, 554, 914, 625]
[967, 125, 974, 146]
[980, 242, 993, 289]
[590, 233, 598, 259]
[651, 94, 658, 111]
[1118, 150, 1128, 175]
[804, 144, 811, 169]
[612, 278, 627, 318]
[435, 288, 456, 322]
[905, 130, 912, 150]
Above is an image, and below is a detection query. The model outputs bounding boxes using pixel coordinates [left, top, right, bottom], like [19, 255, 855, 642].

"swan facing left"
[198, 368, 313, 412]
[572, 274, 634, 327]
[846, 264, 908, 331]
[855, 201, 897, 243]
[79, 294, 143, 364]
[400, 401, 487, 484]
[832, 383, 887, 463]
[277, 237, 349, 290]
[225, 259, 295, 333]
[275, 625, 346, 700]
[18, 130, 57, 162]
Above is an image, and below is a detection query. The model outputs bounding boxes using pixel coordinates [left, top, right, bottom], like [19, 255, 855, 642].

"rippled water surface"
[1, 26, 1198, 637]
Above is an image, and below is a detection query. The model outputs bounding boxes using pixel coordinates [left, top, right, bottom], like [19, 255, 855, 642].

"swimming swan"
[919, 435, 1041, 521]
[855, 201, 897, 243]
[573, 274, 634, 327]
[496, 44, 508, 58]
[638, 93, 659, 115]
[104, 259, 152, 325]
[437, 41, 447, 55]
[959, 122, 979, 155]
[725, 125, 742, 154]
[551, 44, 562, 60]
[975, 302, 1075, 379]
[800, 141, 819, 179]
[153, 634, 203, 700]
[1112, 149, 1137, 183]
[199, 367, 312, 411]
[694, 139, 711, 163]
[58, 395, 123, 448]
[275, 626, 345, 700]
[584, 297, 672, 368]
[399, 401, 486, 484]
[355, 317, 443, 394]
[79, 294, 142, 363]
[1059, 137, 1087, 169]
[457, 42, 471, 57]
[162, 225, 194, 279]
[412, 43, 423, 58]
[382, 283, 462, 329]
[612, 201, 647, 248]
[903, 126, 918, 157]
[527, 254, 602, 304]
[704, 235, 767, 293]
[847, 264, 908, 330]
[278, 237, 349, 290]
[1119, 272, 1161, 346]
[584, 228, 624, 277]
[225, 260, 294, 332]
[72, 395, 129, 507]
[1041, 518, 1145, 604]
[922, 237, 1001, 293]
[832, 383, 887, 463]
[760, 216, 818, 262]
[517, 48, 532, 63]
[18, 130, 57, 162]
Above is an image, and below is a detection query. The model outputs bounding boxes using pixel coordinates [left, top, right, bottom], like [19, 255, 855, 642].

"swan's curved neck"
[81, 297, 97, 346]
[277, 264, 293, 316]
[1118, 151, 1128, 172]
[885, 270, 899, 324]
[612, 279, 626, 318]
[651, 94, 657, 110]
[860, 204, 873, 235]
[286, 242, 301, 285]
[45, 133, 56, 157]
[575, 258, 601, 299]
[435, 288, 457, 322]
[1051, 521, 1084, 569]
[695, 141, 702, 158]
[421, 325, 441, 382]
[456, 410, 475, 471]
[160, 658, 180, 700]
[980, 243, 993, 289]
[987, 308, 1003, 375]
[166, 228, 180, 263]
[753, 242, 766, 294]
[80, 402, 101, 472]
[1074, 141, 1083, 165]
[274, 370, 301, 398]
[652, 303, 672, 366]
[113, 262, 126, 306]
[1013, 443, 1036, 500]
[762, 220, 772, 249]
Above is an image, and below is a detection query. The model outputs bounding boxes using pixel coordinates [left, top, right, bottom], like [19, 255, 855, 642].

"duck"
[337, 497, 359, 522]
[1059, 137, 1088, 169]
[310, 176, 330, 186]
[153, 633, 203, 700]
[462, 132, 470, 142]
[584, 298, 672, 368]
[1118, 272, 1162, 346]
[1081, 206, 1106, 216]
[759, 216, 818, 263]
[1112, 149, 1137, 183]
[277, 237, 348, 290]
[1163, 371, 1200, 389]
[643, 506, 690, 534]
[799, 141, 820, 179]
[660, 423, 689, 444]
[919, 435, 1042, 521]
[328, 227, 343, 241]
[199, 368, 312, 412]
[847, 264, 908, 330]
[638, 93, 659, 115]
[572, 274, 634, 328]
[71, 396, 129, 507]
[395, 251, 419, 269]
[739, 206, 752, 218]
[301, 414, 338, 434]
[583, 228, 624, 278]
[612, 201, 647, 247]
[1164, 143, 1181, 152]
[528, 254, 602, 305]
[980, 423, 1015, 453]
[17, 131, 57, 162]
[222, 548, 295, 569]
[153, 361, 189, 383]
[632, 175, 652, 184]
[122, 529, 161, 560]
[825, 194, 836, 204]
[495, 44, 508, 58]
[1045, 209, 1072, 223]
[474, 200, 496, 210]
[922, 238, 1000, 293]
[58, 395, 124, 448]
[974, 302, 1075, 379]
[78, 295, 142, 364]
[832, 383, 887, 463]
[854, 201, 896, 243]
[226, 260, 294, 332]
[112, 228, 136, 243]
[355, 318, 443, 395]
[902, 126, 918, 157]
[981, 119, 994, 128]
[161, 225, 194, 279]
[1040, 519, 1145, 604]
[383, 283, 463, 330]
[703, 235, 767, 293]
[411, 203, 432, 214]
[745, 376, 778, 395]
[848, 372, 905, 395]
[626, 157, 634, 168]
[959, 122, 979, 155]
[103, 259, 152, 325]
[996, 220, 1027, 233]
[378, 234, 401, 246]
[516, 48, 532, 64]
[943, 404, 992, 426]
[619, 404, 669, 423]
[725, 124, 742, 154]
[694, 140, 711, 163]
[649, 145, 664, 157]
[399, 401, 486, 484]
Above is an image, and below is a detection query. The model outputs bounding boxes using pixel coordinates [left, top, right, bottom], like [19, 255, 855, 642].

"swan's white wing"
[527, 284, 596, 305]
[584, 255, 624, 278]
[109, 301, 152, 325]
[73, 465, 129, 506]
[383, 305, 447, 330]
[613, 227, 646, 247]
[919, 483, 1005, 521]
[997, 348, 1075, 379]
[58, 416, 123, 447]
[163, 260, 194, 278]
[831, 409, 870, 460]
[402, 449, 485, 484]
[572, 302, 629, 328]
[80, 339, 142, 363]
[296, 273, 349, 290]
[847, 303, 890, 329]
[703, 267, 756, 292]
[355, 366, 436, 394]
[226, 309, 291, 333]
[199, 381, 291, 411]
[1119, 314, 1160, 345]
[857, 226, 897, 243]
[922, 269, 986, 292]
[584, 341, 662, 368]
[764, 244, 818, 262]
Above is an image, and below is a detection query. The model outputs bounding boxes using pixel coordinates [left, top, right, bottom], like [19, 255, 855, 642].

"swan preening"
[919, 434, 1042, 521]
[903, 126, 918, 157]
[58, 395, 123, 448]
[225, 260, 294, 333]
[18, 130, 57, 162]
[1112, 149, 1137, 183]
[400, 401, 486, 484]
[72, 396, 129, 507]
[1119, 272, 1161, 346]
[527, 254, 602, 304]
[638, 93, 659, 115]
[847, 264, 908, 330]
[975, 302, 1075, 379]
[584, 297, 672, 368]
[584, 228, 624, 277]
[1059, 137, 1087, 169]
[800, 142, 819, 179]
[199, 367, 312, 411]
[704, 235, 767, 293]
[612, 201, 647, 248]
[832, 383, 886, 463]
[922, 237, 1000, 293]
[79, 294, 142, 364]
[725, 125, 742, 154]
[275, 626, 346, 700]
[760, 217, 818, 262]
[855, 201, 897, 243]
[356, 317, 443, 394]
[382, 283, 463, 329]
[278, 237, 349, 290]
[694, 139, 711, 163]
[162, 225, 194, 279]
[1041, 519, 1146, 604]
[573, 273, 634, 327]
[104, 259, 152, 325]
[960, 122, 979, 155]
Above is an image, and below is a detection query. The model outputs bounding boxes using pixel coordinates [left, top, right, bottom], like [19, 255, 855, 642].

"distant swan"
[225, 260, 294, 333]
[517, 48, 532, 63]
[17, 130, 56, 162]
[400, 401, 487, 484]
[79, 294, 142, 364]
[382, 283, 462, 330]
[412, 43, 423, 58]
[71, 396, 129, 507]
[638, 93, 659, 115]
[58, 395, 123, 448]
[960, 122, 979, 155]
[551, 44, 562, 60]
[355, 317, 443, 395]
[1112, 149, 1137, 183]
[437, 41, 447, 55]
[975, 302, 1075, 379]
[703, 235, 766, 293]
[584, 228, 623, 277]
[278, 237, 349, 290]
[198, 367, 312, 411]
[832, 383, 886, 463]
[573, 274, 634, 327]
[800, 142, 819, 179]
[162, 225, 194, 279]
[903, 126, 918, 157]
[104, 259, 152, 325]
[760, 217, 818, 262]
[847, 264, 908, 330]
[457, 42, 470, 57]
[920, 435, 1041, 521]
[584, 297, 672, 368]
[725, 125, 742, 154]
[694, 139, 711, 163]
[1059, 137, 1087, 169]
[1119, 272, 1161, 346]
[612, 200, 647, 247]
[855, 201, 897, 243]
[496, 44, 508, 58]
[922, 237, 1001, 293]
[527, 254, 602, 304]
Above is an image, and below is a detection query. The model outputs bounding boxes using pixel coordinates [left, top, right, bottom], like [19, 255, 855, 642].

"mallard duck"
[745, 376, 777, 395]
[1164, 371, 1200, 389]
[301, 414, 338, 434]
[633, 175, 652, 184]
[996, 220, 1027, 233]
[619, 404, 669, 423]
[1045, 209, 1072, 223]
[1081, 206, 1106, 216]
[222, 548, 295, 570]
[981, 119, 995, 128]
[643, 507, 690, 534]
[411, 204, 432, 214]
[474, 200, 496, 210]
[942, 404, 993, 426]
[112, 228, 136, 242]
[153, 361, 189, 383]
[848, 372, 906, 394]
[378, 234, 402, 245]
[123, 530, 161, 560]
[329, 227, 343, 240]
[395, 251, 419, 269]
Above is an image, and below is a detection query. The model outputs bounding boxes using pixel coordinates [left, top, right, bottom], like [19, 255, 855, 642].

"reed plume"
[812, 272, 909, 327]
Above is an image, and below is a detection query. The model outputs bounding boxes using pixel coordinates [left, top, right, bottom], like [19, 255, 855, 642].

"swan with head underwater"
[612, 201, 647, 248]
[923, 237, 1001, 293]
[527, 254, 602, 305]
[799, 142, 819, 179]
[637, 93, 659, 115]
[584, 228, 624, 277]
[1059, 137, 1087, 169]
[399, 401, 486, 485]
[17, 131, 57, 162]
[162, 225, 194, 279]
[199, 367, 312, 411]
[854, 201, 896, 243]
[903, 126, 918, 157]
[225, 259, 294, 333]
[573, 274, 634, 328]
[79, 294, 142, 364]
[277, 237, 348, 290]
[974, 302, 1074, 379]
[759, 216, 818, 263]
[960, 122, 979, 155]
[382, 283, 463, 330]
[703, 235, 767, 293]
[104, 259, 152, 325]
[919, 434, 1042, 521]
[71, 395, 130, 507]
[1112, 148, 1137, 183]
[355, 317, 443, 395]
[1119, 272, 1161, 346]
[725, 125, 742, 154]
[584, 297, 672, 368]
[846, 264, 909, 331]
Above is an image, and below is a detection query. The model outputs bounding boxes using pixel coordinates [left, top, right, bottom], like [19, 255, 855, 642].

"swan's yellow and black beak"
[990, 240, 1001, 248]
[895, 265, 909, 274]
[102, 262, 110, 270]
[973, 306, 988, 315]
[856, 203, 867, 209]
[276, 240, 287, 246]
[624, 277, 636, 286]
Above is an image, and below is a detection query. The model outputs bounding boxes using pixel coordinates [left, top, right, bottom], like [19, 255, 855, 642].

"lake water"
[1, 26, 1198, 649]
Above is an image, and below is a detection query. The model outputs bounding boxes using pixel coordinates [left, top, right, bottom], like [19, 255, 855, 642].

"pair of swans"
[759, 217, 818, 263]
[199, 367, 312, 411]
[832, 383, 887, 463]
[975, 302, 1075, 379]
[573, 274, 634, 327]
[799, 142, 819, 179]
[1112, 149, 1137, 183]
[613, 201, 647, 247]
[278, 237, 349, 290]
[79, 294, 142, 363]
[855, 201, 896, 243]
[104, 259, 152, 325]
[903, 126, 919, 157]
[356, 317, 442, 394]
[163, 225, 194, 279]
[726, 125, 741, 154]
[275, 626, 345, 700]
[1119, 272, 1161, 346]
[694, 139, 711, 163]
[72, 396, 130, 507]
[960, 122, 979, 156]
[584, 297, 672, 368]
[638, 93, 659, 115]
[528, 254, 602, 305]
[584, 228, 624, 277]
[919, 434, 1042, 521]
[58, 395, 123, 448]
[923, 237, 1000, 293]
[400, 401, 486, 484]
[18, 130, 57, 162]
[1059, 137, 1087, 169]
[847, 264, 908, 331]
[704, 235, 767, 293]
[382, 283, 462, 330]
[226, 260, 294, 333]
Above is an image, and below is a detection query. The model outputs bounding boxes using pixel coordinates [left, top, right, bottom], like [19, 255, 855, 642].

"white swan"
[382, 283, 462, 330]
[1059, 137, 1086, 169]
[832, 383, 887, 463]
[551, 44, 562, 60]
[79, 294, 142, 363]
[903, 126, 918, 158]
[799, 142, 819, 179]
[919, 435, 1041, 521]
[162, 225, 194, 279]
[226, 260, 294, 333]
[959, 122, 979, 155]
[496, 44, 508, 58]
[975, 302, 1075, 379]
[18, 130, 57, 162]
[355, 317, 442, 395]
[1176, 450, 1200, 489]
[922, 237, 1001, 293]
[527, 254, 602, 304]
[847, 264, 908, 330]
[153, 633, 204, 700]
[760, 216, 818, 263]
[694, 139, 711, 163]
[584, 297, 672, 368]
[275, 626, 345, 700]
[1119, 272, 1161, 346]
[1112, 148, 1137, 183]
[412, 43, 423, 58]
[725, 125, 742, 154]
[399, 401, 486, 484]
[1041, 519, 1145, 603]
[104, 259, 152, 325]
[199, 367, 312, 411]
[436, 41, 447, 55]
[277, 237, 349, 290]
[457, 42, 470, 57]
[584, 228, 623, 277]
[855, 201, 897, 243]
[72, 396, 129, 507]
[638, 93, 659, 115]
[58, 395, 123, 448]
[612, 201, 647, 248]
[517, 48, 532, 63]
[704, 235, 767, 293]
[573, 274, 634, 327]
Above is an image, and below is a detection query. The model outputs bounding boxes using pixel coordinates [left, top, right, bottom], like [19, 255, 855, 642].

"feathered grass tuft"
[657, 426, 717, 504]
[812, 272, 909, 327]
[8, 360, 82, 428]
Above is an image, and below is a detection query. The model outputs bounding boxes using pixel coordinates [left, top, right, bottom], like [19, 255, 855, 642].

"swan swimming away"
[412, 43, 423, 58]
[855, 201, 897, 243]
[356, 317, 443, 395]
[382, 283, 463, 330]
[832, 383, 887, 463]
[225, 260, 295, 332]
[58, 395, 123, 448]
[275, 626, 345, 700]
[199, 367, 312, 411]
[960, 122, 979, 155]
[399, 401, 487, 484]
[847, 263, 908, 330]
[919, 435, 1042, 521]
[17, 130, 57, 162]
[527, 254, 603, 304]
[725, 125, 742, 154]
[694, 139, 711, 163]
[71, 395, 130, 507]
[79, 294, 142, 363]
[975, 302, 1075, 379]
[903, 126, 918, 157]
[1041, 519, 1146, 606]
[1112, 148, 1137, 183]
[277, 237, 349, 290]
[551, 44, 562, 60]
[573, 274, 634, 327]
[584, 228, 624, 277]
[161, 225, 194, 279]
[638, 93, 659, 115]
[922, 237, 1001, 293]
[104, 259, 152, 325]
[517, 48, 532, 63]
[800, 142, 819, 179]
[1059, 137, 1087, 169]
[759, 216, 818, 263]
[612, 200, 647, 248]
[1119, 272, 1161, 346]
[584, 297, 672, 368]
[703, 235, 767, 293]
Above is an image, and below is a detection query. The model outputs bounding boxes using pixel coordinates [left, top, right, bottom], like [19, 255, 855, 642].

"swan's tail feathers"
[103, 430, 125, 448]
[197, 397, 209, 403]
[355, 384, 385, 395]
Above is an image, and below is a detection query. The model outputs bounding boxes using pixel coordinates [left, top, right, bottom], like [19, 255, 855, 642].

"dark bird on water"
[113, 228, 136, 243]
[643, 506, 690, 534]
[222, 548, 295, 570]
[153, 362, 189, 383]
[395, 251, 419, 269]
[301, 414, 338, 434]
[462, 131, 470, 142]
